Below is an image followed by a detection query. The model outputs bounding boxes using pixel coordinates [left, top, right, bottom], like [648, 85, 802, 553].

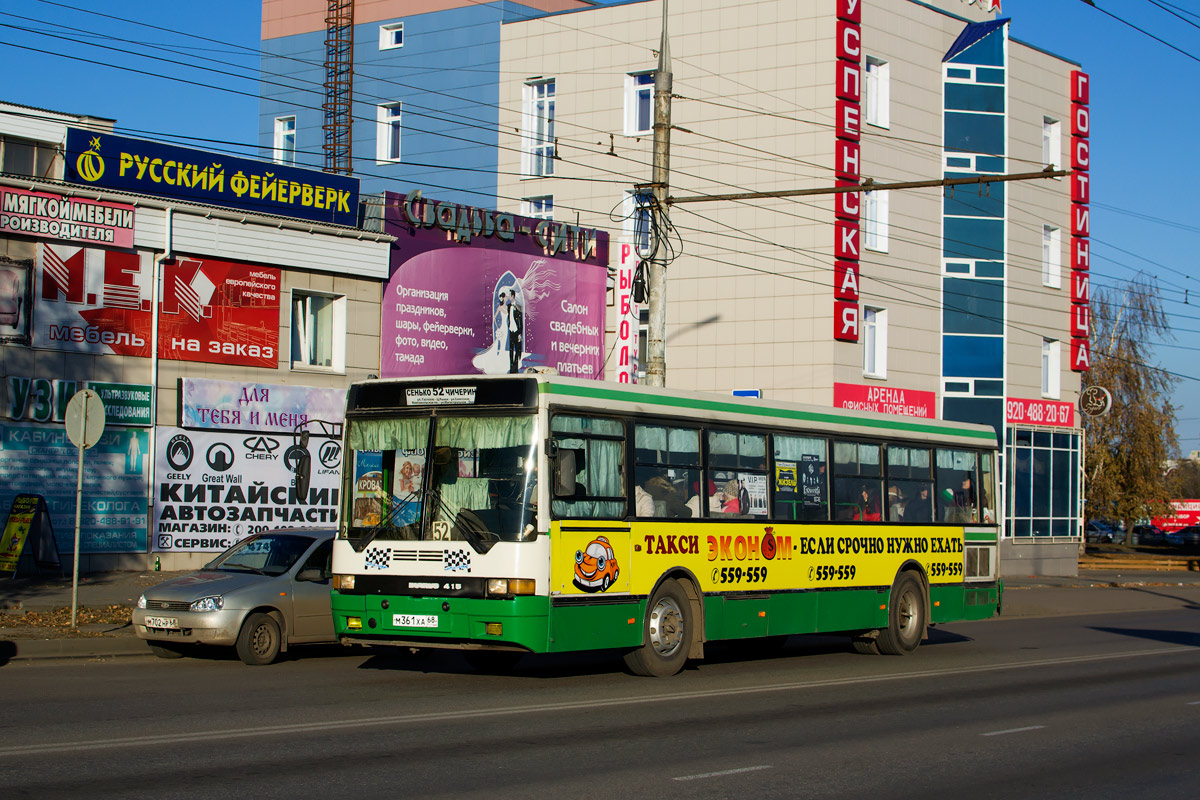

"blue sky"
[3, 0, 1198, 454]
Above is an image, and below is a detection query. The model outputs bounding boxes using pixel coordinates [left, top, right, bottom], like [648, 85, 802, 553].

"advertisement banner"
[1004, 396, 1076, 428]
[0, 256, 32, 344]
[64, 128, 359, 227]
[382, 191, 608, 379]
[1, 187, 135, 248]
[153, 427, 341, 553]
[1152, 499, 1200, 533]
[833, 382, 935, 418]
[33, 242, 281, 368]
[7, 377, 152, 427]
[0, 422, 150, 553]
[180, 378, 345, 433]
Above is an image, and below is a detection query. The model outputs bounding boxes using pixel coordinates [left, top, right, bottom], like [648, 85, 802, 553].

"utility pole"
[646, 0, 672, 388]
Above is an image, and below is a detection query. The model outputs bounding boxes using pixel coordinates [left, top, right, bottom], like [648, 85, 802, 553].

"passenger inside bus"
[635, 471, 693, 518]
[853, 485, 882, 522]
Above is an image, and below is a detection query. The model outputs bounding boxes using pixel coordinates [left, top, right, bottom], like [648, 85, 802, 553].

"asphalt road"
[3, 608, 1200, 800]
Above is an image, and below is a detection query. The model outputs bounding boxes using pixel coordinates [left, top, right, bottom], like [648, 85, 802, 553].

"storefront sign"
[152, 427, 340, 552]
[833, 382, 934, 418]
[1005, 396, 1075, 428]
[0, 422, 149, 553]
[611, 241, 640, 383]
[1079, 384, 1111, 417]
[1, 187, 135, 248]
[1069, 69, 1091, 372]
[833, 0, 862, 343]
[1152, 499, 1200, 533]
[180, 378, 345, 432]
[382, 192, 608, 379]
[33, 243, 281, 368]
[7, 377, 152, 427]
[64, 128, 359, 227]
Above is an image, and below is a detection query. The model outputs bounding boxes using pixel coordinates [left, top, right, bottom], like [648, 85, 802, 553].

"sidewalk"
[4, 566, 1200, 665]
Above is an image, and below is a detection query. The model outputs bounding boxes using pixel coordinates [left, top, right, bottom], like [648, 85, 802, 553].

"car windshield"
[342, 413, 538, 551]
[209, 534, 315, 576]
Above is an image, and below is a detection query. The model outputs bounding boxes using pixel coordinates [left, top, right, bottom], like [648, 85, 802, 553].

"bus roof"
[348, 374, 999, 450]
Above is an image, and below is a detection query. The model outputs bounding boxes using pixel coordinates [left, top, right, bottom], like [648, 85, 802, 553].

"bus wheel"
[624, 578, 692, 677]
[876, 573, 926, 655]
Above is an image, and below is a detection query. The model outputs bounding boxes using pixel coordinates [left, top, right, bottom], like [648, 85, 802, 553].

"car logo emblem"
[319, 441, 342, 469]
[206, 442, 235, 472]
[243, 436, 280, 454]
[166, 434, 194, 471]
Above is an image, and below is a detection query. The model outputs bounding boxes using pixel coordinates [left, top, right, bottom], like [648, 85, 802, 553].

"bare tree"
[1083, 274, 1178, 544]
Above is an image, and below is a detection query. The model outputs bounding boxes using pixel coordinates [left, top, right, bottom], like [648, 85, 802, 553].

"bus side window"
[832, 441, 883, 523]
[936, 448, 979, 524]
[550, 415, 626, 519]
[772, 434, 827, 521]
[634, 424, 701, 519]
[707, 430, 768, 518]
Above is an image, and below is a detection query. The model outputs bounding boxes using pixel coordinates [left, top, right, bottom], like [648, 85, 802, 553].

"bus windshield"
[342, 413, 538, 552]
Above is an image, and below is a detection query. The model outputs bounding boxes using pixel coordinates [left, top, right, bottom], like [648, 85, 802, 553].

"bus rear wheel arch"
[624, 578, 695, 677]
[874, 570, 928, 656]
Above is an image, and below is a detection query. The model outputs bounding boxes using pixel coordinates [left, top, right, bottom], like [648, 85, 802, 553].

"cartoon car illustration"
[573, 536, 620, 592]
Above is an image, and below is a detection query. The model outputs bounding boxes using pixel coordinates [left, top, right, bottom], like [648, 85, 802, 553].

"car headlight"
[189, 595, 224, 613]
[136, 594, 147, 609]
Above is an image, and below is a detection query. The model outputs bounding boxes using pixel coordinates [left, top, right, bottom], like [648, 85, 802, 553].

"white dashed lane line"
[673, 765, 773, 782]
[981, 725, 1046, 737]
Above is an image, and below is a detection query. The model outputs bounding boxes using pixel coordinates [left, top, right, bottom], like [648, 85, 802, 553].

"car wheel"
[623, 578, 692, 677]
[602, 574, 612, 591]
[148, 641, 186, 659]
[875, 572, 926, 656]
[236, 612, 281, 666]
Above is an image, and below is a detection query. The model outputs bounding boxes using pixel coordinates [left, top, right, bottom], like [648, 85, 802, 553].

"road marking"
[981, 725, 1046, 737]
[1187, 701, 1200, 706]
[1, 645, 1196, 758]
[674, 765, 772, 781]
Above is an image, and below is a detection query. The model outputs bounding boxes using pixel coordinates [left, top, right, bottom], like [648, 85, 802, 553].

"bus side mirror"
[554, 449, 577, 497]
[294, 449, 312, 501]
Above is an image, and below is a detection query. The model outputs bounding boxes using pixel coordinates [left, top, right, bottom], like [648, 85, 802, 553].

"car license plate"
[144, 616, 178, 629]
[393, 614, 438, 628]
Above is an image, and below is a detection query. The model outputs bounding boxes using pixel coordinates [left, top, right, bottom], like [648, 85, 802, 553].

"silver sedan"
[133, 530, 335, 665]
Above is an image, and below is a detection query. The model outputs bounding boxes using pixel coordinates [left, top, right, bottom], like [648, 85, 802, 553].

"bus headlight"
[333, 574, 355, 591]
[486, 578, 535, 597]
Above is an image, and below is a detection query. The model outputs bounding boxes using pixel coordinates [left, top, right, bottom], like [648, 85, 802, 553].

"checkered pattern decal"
[443, 549, 471, 572]
[363, 547, 391, 570]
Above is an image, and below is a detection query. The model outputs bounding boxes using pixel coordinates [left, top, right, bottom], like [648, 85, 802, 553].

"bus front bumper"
[332, 592, 550, 652]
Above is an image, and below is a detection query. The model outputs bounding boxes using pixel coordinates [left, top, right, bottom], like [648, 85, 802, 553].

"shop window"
[625, 71, 654, 135]
[522, 79, 555, 177]
[291, 290, 346, 371]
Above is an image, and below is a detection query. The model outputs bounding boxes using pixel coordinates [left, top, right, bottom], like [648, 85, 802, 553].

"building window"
[379, 21, 404, 50]
[865, 56, 890, 129]
[522, 195, 553, 219]
[522, 79, 555, 177]
[625, 191, 653, 258]
[376, 103, 402, 163]
[625, 71, 654, 136]
[1042, 224, 1061, 288]
[273, 116, 296, 166]
[1006, 427, 1081, 539]
[1042, 116, 1061, 173]
[291, 290, 346, 371]
[1, 135, 60, 179]
[863, 306, 887, 378]
[1042, 338, 1060, 399]
[863, 190, 889, 252]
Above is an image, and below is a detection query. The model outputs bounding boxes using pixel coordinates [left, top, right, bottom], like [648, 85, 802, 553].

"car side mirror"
[296, 568, 325, 583]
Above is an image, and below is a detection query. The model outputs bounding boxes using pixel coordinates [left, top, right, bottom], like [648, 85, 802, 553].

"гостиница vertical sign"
[64, 128, 359, 228]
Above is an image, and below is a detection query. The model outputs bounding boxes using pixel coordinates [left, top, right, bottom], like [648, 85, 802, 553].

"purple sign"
[382, 191, 608, 379]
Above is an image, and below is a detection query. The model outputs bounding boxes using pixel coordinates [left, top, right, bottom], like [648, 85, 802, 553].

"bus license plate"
[394, 614, 438, 628]
[144, 616, 178, 629]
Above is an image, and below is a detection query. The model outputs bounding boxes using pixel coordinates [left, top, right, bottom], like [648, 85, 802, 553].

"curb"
[0, 635, 150, 664]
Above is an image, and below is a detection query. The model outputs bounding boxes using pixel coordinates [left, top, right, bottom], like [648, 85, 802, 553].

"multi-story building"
[1, 101, 392, 571]
[259, 0, 1087, 575]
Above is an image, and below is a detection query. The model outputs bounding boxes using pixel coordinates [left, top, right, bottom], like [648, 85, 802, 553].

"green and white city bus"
[328, 374, 1001, 676]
